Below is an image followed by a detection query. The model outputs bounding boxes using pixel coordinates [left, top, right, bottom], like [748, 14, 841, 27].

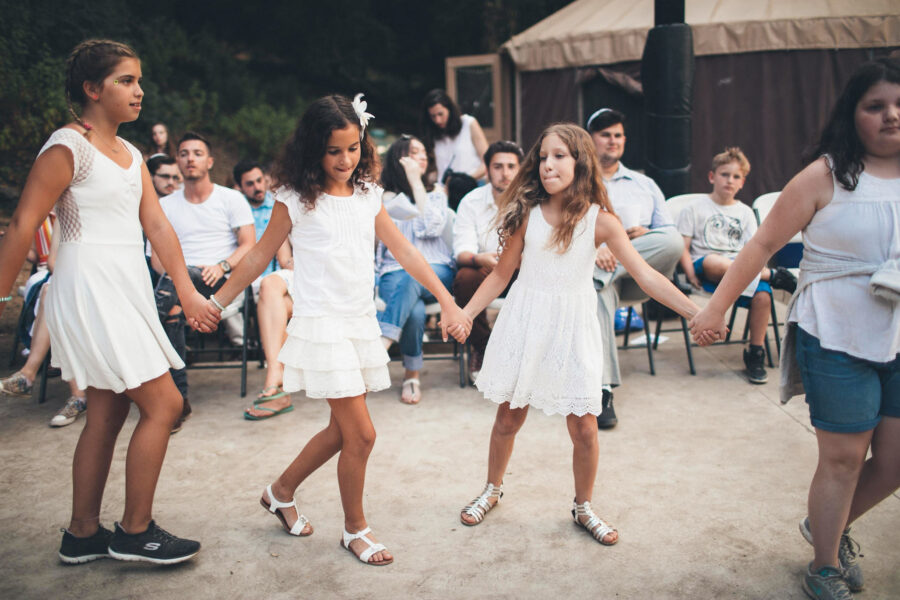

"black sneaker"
[770, 266, 797, 293]
[58, 524, 114, 564]
[596, 389, 617, 429]
[108, 520, 200, 564]
[743, 345, 768, 384]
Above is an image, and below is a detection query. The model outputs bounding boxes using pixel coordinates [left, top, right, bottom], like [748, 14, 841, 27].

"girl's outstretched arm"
[600, 210, 700, 322]
[375, 205, 472, 341]
[689, 157, 831, 339]
[462, 218, 525, 319]
[210, 201, 293, 309]
[139, 164, 217, 332]
[0, 146, 72, 319]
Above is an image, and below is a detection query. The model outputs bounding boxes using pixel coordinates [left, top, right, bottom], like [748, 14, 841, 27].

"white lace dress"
[476, 204, 605, 416]
[38, 129, 183, 393]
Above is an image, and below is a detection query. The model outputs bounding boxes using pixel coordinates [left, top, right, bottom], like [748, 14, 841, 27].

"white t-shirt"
[159, 184, 254, 266]
[677, 195, 756, 262]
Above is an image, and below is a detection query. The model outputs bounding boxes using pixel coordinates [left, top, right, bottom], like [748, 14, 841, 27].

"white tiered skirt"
[278, 312, 391, 399]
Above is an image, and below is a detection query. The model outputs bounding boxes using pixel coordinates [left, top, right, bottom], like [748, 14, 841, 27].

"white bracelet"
[209, 294, 225, 311]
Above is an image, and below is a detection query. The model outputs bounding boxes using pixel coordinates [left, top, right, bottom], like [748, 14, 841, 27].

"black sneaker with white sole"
[743, 345, 768, 384]
[108, 520, 200, 564]
[59, 524, 114, 564]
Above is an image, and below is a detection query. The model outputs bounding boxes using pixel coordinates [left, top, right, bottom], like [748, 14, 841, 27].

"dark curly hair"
[380, 135, 435, 199]
[272, 94, 380, 209]
[806, 57, 900, 191]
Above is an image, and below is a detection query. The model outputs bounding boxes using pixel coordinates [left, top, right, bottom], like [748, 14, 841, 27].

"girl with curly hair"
[453, 123, 698, 545]
[207, 94, 470, 566]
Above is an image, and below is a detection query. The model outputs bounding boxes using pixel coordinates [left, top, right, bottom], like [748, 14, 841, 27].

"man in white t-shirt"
[587, 108, 685, 429]
[452, 141, 523, 381]
[152, 132, 255, 432]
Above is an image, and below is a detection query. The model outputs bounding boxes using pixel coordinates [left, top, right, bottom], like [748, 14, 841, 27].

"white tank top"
[789, 163, 900, 362]
[433, 114, 481, 182]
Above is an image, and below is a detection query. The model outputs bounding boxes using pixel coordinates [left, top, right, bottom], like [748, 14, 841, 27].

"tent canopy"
[502, 0, 900, 71]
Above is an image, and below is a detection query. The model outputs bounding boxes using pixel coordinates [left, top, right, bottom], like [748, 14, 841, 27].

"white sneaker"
[50, 396, 86, 427]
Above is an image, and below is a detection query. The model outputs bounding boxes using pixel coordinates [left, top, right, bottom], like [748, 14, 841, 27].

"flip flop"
[254, 385, 287, 405]
[244, 403, 294, 421]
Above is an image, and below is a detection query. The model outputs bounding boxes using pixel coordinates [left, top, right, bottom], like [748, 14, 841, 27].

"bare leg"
[19, 286, 53, 381]
[68, 388, 130, 537]
[808, 428, 871, 571]
[246, 275, 292, 417]
[747, 291, 771, 347]
[117, 373, 184, 534]
[67, 379, 86, 398]
[567, 413, 617, 544]
[846, 416, 900, 525]
[460, 402, 528, 524]
[697, 254, 731, 283]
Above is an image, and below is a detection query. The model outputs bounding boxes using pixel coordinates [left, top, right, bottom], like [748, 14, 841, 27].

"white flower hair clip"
[352, 93, 374, 139]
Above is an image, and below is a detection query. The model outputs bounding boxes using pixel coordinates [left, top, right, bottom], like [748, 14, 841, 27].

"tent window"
[455, 65, 494, 128]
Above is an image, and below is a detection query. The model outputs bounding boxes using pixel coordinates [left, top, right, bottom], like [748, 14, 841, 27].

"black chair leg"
[623, 308, 632, 347]
[641, 303, 655, 375]
[680, 317, 696, 375]
[36, 353, 50, 404]
[726, 304, 738, 342]
[770, 298, 781, 359]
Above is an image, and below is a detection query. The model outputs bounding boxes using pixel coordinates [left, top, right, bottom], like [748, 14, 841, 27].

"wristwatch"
[218, 260, 232, 274]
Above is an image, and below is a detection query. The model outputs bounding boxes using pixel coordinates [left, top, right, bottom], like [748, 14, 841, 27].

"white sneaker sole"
[108, 547, 199, 564]
[58, 551, 109, 564]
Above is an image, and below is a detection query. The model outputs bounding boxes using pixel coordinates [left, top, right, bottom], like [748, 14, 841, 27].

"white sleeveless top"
[433, 114, 481, 182]
[788, 165, 900, 362]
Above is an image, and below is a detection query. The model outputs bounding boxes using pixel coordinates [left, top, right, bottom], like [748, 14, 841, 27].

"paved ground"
[0, 304, 898, 599]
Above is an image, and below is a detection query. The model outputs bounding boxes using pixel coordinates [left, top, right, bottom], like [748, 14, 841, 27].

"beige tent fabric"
[503, 0, 900, 71]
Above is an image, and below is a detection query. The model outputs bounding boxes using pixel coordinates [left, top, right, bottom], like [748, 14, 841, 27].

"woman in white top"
[691, 58, 900, 600]
[421, 88, 489, 183]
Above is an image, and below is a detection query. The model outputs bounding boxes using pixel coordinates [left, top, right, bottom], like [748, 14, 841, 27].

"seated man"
[232, 159, 295, 420]
[677, 147, 796, 385]
[151, 132, 255, 432]
[452, 140, 523, 380]
[588, 108, 684, 429]
[147, 154, 182, 198]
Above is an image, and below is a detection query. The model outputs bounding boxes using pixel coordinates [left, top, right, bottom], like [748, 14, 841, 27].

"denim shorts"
[795, 326, 900, 433]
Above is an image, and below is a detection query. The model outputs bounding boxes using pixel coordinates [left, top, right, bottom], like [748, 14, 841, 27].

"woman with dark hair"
[377, 135, 455, 404]
[147, 122, 175, 157]
[691, 57, 900, 599]
[421, 88, 489, 183]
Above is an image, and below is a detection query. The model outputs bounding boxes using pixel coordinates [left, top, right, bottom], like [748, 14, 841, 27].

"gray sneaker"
[0, 371, 33, 396]
[800, 517, 864, 592]
[803, 563, 853, 600]
[50, 396, 87, 427]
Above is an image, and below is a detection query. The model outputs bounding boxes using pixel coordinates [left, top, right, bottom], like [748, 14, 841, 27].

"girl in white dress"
[208, 94, 470, 566]
[691, 58, 900, 600]
[453, 123, 699, 544]
[0, 40, 217, 565]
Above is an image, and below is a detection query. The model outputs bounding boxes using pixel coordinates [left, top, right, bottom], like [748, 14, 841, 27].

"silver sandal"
[460, 483, 503, 526]
[572, 499, 618, 545]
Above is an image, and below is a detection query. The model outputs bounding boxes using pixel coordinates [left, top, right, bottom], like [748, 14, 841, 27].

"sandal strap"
[572, 500, 616, 541]
[290, 514, 310, 536]
[265, 484, 297, 512]
[342, 527, 386, 563]
[462, 483, 503, 522]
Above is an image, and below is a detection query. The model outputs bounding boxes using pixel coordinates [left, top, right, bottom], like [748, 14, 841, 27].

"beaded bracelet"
[209, 294, 225, 311]
[0, 295, 12, 303]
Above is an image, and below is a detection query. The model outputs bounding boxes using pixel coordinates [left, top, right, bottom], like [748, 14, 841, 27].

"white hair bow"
[352, 93, 374, 138]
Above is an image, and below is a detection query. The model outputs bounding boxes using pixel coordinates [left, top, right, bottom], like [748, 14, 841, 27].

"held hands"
[594, 246, 617, 272]
[182, 290, 221, 333]
[439, 302, 474, 343]
[688, 305, 729, 346]
[200, 263, 225, 287]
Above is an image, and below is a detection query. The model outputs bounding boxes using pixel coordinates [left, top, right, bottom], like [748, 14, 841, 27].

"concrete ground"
[0, 304, 898, 599]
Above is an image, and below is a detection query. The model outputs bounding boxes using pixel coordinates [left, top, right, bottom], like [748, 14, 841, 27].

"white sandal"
[260, 484, 312, 536]
[400, 378, 421, 404]
[460, 482, 503, 526]
[572, 500, 618, 545]
[341, 527, 393, 566]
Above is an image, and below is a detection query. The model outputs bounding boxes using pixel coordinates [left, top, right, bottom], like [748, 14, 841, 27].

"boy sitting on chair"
[676, 147, 796, 384]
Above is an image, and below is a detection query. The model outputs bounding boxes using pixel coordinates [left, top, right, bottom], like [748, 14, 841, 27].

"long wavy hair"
[272, 94, 380, 208]
[806, 57, 900, 191]
[380, 135, 435, 199]
[420, 89, 463, 150]
[496, 123, 613, 253]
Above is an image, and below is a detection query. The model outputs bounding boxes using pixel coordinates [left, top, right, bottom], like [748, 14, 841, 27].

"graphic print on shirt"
[702, 214, 744, 254]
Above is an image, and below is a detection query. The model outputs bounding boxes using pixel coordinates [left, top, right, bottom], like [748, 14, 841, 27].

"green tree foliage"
[1, 0, 570, 193]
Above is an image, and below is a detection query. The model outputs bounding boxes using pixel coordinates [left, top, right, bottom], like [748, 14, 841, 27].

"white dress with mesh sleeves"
[38, 128, 183, 393]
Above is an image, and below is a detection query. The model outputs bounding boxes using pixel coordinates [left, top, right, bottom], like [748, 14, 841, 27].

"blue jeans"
[377, 264, 455, 370]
